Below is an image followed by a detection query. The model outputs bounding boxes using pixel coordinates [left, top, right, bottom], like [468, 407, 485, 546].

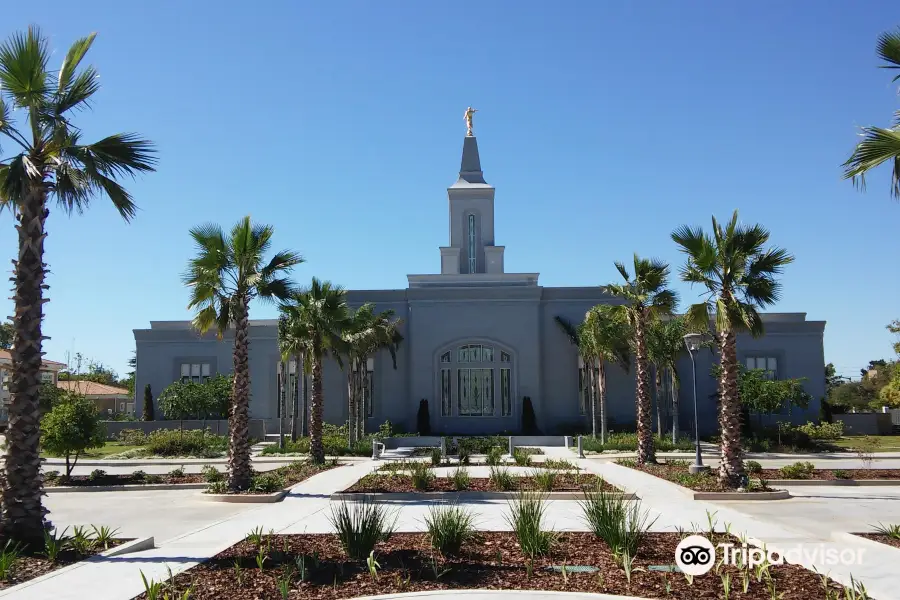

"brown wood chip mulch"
[760, 468, 900, 481]
[857, 533, 900, 549]
[0, 540, 125, 589]
[45, 473, 204, 487]
[132, 531, 850, 599]
[343, 473, 615, 493]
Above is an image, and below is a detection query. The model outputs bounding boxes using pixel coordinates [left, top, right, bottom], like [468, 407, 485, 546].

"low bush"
[144, 429, 228, 457]
[201, 464, 224, 483]
[409, 462, 435, 491]
[251, 472, 286, 493]
[543, 458, 576, 471]
[207, 480, 227, 494]
[580, 486, 656, 557]
[329, 499, 397, 560]
[489, 466, 516, 491]
[779, 461, 816, 479]
[88, 469, 107, 481]
[131, 470, 147, 482]
[485, 446, 504, 466]
[580, 432, 695, 453]
[451, 466, 470, 491]
[797, 420, 844, 441]
[745, 460, 763, 474]
[833, 469, 851, 480]
[168, 466, 186, 478]
[457, 436, 508, 455]
[144, 474, 163, 484]
[118, 429, 148, 446]
[505, 491, 554, 558]
[43, 470, 60, 482]
[532, 469, 556, 492]
[512, 448, 533, 467]
[424, 504, 476, 555]
[430, 447, 442, 466]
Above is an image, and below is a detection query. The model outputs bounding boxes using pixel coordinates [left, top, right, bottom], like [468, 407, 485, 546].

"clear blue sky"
[2, 1, 898, 381]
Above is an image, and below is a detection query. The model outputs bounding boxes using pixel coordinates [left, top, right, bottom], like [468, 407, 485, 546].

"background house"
[56, 380, 134, 418]
[0, 350, 67, 426]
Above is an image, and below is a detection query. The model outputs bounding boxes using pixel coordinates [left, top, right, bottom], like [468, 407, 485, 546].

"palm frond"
[54, 66, 100, 114]
[57, 32, 96, 91]
[842, 125, 900, 198]
[75, 133, 157, 177]
[876, 27, 900, 79]
[614, 261, 629, 282]
[683, 302, 712, 333]
[0, 26, 50, 109]
[554, 316, 580, 346]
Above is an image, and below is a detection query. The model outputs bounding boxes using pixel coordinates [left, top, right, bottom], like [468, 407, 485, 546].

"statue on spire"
[464, 106, 478, 137]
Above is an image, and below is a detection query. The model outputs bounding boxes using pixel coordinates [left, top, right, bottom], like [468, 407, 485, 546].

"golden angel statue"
[464, 106, 478, 136]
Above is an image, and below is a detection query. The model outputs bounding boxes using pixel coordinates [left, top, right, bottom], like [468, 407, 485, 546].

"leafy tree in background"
[673, 211, 793, 488]
[0, 27, 156, 543]
[0, 321, 12, 350]
[40, 393, 106, 478]
[142, 384, 154, 421]
[843, 27, 900, 199]
[184, 216, 301, 490]
[607, 255, 677, 465]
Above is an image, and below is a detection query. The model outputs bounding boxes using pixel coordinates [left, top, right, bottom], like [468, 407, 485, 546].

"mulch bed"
[133, 531, 849, 599]
[0, 539, 126, 589]
[856, 533, 900, 549]
[208, 461, 340, 495]
[343, 473, 614, 493]
[45, 473, 203, 487]
[761, 468, 900, 481]
[616, 460, 741, 492]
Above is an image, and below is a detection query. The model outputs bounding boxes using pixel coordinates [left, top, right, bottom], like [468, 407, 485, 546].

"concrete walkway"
[1, 461, 380, 600]
[581, 459, 897, 599]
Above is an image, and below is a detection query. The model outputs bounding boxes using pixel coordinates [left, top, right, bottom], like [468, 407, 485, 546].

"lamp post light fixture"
[683, 332, 710, 475]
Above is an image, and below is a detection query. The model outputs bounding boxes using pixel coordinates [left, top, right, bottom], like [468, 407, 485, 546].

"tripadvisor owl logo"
[675, 535, 716, 576]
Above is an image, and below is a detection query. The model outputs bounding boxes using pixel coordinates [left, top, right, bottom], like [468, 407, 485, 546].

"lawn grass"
[831, 435, 900, 452]
[40, 441, 145, 459]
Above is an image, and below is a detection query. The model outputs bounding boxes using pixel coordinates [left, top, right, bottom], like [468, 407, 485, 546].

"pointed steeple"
[452, 136, 489, 187]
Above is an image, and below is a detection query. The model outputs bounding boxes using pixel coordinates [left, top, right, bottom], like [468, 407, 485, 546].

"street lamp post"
[683, 333, 709, 475]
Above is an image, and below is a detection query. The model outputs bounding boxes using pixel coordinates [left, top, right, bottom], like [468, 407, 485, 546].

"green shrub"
[144, 474, 163, 484]
[431, 447, 442, 466]
[0, 540, 21, 580]
[457, 436, 507, 455]
[328, 500, 397, 560]
[797, 420, 844, 441]
[88, 469, 107, 481]
[451, 466, 470, 491]
[779, 461, 816, 479]
[251, 472, 286, 493]
[201, 464, 224, 483]
[580, 486, 656, 557]
[505, 491, 554, 558]
[872, 522, 900, 540]
[41, 394, 106, 477]
[532, 469, 557, 492]
[833, 469, 851, 480]
[512, 448, 533, 466]
[118, 429, 147, 446]
[457, 444, 471, 465]
[144, 429, 227, 457]
[486, 446, 504, 466]
[581, 432, 694, 453]
[489, 466, 517, 491]
[207, 480, 227, 494]
[131, 470, 147, 482]
[168, 466, 186, 478]
[543, 459, 576, 471]
[409, 462, 434, 491]
[424, 504, 476, 555]
[43, 470, 60, 483]
[745, 460, 763, 474]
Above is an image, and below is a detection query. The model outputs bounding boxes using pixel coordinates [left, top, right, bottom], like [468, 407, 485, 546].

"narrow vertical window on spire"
[467, 214, 476, 273]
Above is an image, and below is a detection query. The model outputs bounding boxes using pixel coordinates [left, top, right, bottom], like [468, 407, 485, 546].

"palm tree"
[184, 217, 302, 490]
[843, 27, 900, 198]
[672, 211, 793, 487]
[0, 28, 156, 543]
[278, 278, 349, 464]
[647, 317, 690, 443]
[606, 255, 678, 465]
[341, 304, 403, 446]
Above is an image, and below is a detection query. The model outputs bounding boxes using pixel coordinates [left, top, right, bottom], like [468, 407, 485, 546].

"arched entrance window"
[437, 342, 514, 418]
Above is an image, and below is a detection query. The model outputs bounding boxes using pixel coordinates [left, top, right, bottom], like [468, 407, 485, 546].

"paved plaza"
[4, 451, 898, 599]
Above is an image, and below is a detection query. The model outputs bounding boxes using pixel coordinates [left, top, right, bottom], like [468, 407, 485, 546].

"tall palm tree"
[672, 211, 793, 487]
[184, 217, 302, 490]
[843, 27, 900, 198]
[0, 28, 156, 543]
[607, 255, 678, 465]
[278, 278, 349, 464]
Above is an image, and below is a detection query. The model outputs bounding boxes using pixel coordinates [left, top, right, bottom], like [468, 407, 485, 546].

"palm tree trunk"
[598, 360, 608, 445]
[588, 358, 597, 439]
[227, 297, 253, 491]
[670, 369, 680, 444]
[2, 185, 50, 544]
[718, 329, 745, 487]
[655, 368, 664, 438]
[358, 361, 368, 442]
[278, 361, 286, 450]
[309, 346, 326, 464]
[290, 354, 299, 442]
[346, 367, 356, 447]
[634, 315, 656, 464]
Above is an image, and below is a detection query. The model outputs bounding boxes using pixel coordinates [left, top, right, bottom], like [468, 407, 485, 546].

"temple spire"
[454, 136, 487, 186]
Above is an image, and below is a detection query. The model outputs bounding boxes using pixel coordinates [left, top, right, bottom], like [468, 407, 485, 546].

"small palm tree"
[843, 27, 900, 198]
[278, 278, 349, 464]
[607, 255, 678, 464]
[672, 211, 793, 487]
[0, 28, 156, 543]
[184, 217, 302, 490]
[647, 317, 690, 443]
[342, 304, 403, 446]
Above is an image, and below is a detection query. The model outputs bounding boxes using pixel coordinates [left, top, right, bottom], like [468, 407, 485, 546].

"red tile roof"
[56, 381, 129, 396]
[0, 349, 67, 368]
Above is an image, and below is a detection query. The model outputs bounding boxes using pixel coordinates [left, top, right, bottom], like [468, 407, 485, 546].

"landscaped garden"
[615, 459, 774, 493]
[133, 492, 861, 600]
[748, 460, 900, 482]
[203, 460, 341, 495]
[858, 523, 900, 550]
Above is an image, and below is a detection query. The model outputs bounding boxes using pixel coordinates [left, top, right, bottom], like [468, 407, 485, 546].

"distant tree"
[40, 393, 106, 478]
[157, 376, 232, 428]
[842, 27, 900, 199]
[142, 384, 154, 421]
[734, 367, 811, 426]
[38, 383, 66, 415]
[828, 381, 873, 411]
[0, 321, 12, 350]
[889, 320, 900, 355]
[879, 363, 900, 407]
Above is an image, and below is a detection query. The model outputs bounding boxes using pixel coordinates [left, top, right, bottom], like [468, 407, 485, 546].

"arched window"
[437, 342, 514, 418]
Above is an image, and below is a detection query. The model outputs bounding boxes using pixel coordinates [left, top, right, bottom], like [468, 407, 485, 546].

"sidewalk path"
[1, 460, 380, 600]
[581, 459, 896, 599]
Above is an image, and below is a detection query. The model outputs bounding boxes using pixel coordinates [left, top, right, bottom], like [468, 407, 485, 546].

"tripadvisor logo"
[675, 535, 716, 576]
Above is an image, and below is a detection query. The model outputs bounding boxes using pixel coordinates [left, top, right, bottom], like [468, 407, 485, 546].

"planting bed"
[855, 533, 900, 550]
[759, 468, 900, 481]
[0, 536, 126, 590]
[45, 473, 203, 487]
[204, 460, 340, 496]
[617, 459, 776, 493]
[344, 473, 613, 494]
[133, 531, 852, 599]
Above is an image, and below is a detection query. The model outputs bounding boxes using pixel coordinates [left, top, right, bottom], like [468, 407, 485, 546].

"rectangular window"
[468, 214, 476, 273]
[746, 357, 777, 380]
[181, 363, 211, 384]
[458, 368, 494, 416]
[501, 368, 511, 416]
[441, 369, 451, 416]
[40, 371, 54, 384]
